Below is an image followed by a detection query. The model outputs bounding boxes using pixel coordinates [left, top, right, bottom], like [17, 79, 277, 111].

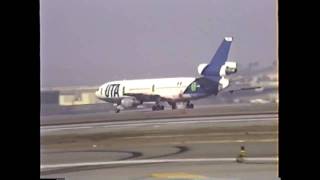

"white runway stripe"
[121, 131, 278, 139]
[41, 157, 278, 169]
[170, 138, 278, 145]
[41, 114, 278, 132]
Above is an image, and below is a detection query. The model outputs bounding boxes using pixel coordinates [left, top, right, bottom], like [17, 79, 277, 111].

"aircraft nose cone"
[95, 90, 99, 97]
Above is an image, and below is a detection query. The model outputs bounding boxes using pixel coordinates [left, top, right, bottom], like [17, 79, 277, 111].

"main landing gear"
[171, 102, 177, 110]
[152, 97, 164, 111]
[186, 101, 194, 109]
[169, 101, 194, 110]
[152, 104, 164, 111]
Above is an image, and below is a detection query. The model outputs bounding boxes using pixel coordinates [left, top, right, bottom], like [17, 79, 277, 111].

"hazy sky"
[40, 0, 277, 88]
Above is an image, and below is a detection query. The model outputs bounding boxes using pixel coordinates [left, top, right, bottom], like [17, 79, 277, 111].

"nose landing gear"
[114, 104, 123, 113]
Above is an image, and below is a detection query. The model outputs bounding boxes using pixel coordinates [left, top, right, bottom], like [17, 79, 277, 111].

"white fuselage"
[95, 37, 236, 112]
[96, 77, 196, 102]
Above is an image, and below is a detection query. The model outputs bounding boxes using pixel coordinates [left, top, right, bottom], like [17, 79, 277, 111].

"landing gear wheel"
[152, 106, 156, 111]
[115, 109, 120, 113]
[171, 103, 177, 110]
[186, 102, 194, 109]
[152, 105, 164, 111]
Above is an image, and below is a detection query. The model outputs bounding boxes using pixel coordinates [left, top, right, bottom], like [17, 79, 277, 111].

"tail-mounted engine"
[197, 61, 236, 91]
[219, 61, 237, 76]
[198, 61, 237, 77]
[218, 77, 230, 90]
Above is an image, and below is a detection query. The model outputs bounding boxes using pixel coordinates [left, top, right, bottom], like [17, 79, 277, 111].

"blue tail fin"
[201, 37, 233, 77]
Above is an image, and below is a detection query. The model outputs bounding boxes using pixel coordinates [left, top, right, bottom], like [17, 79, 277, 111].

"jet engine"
[218, 77, 230, 90]
[197, 61, 237, 77]
[219, 61, 237, 76]
[121, 98, 141, 108]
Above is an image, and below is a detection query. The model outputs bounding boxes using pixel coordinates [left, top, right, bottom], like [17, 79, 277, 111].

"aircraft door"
[152, 84, 155, 93]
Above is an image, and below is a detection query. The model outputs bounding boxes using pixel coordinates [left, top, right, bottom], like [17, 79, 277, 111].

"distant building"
[59, 92, 99, 106]
[41, 90, 59, 105]
[41, 86, 102, 106]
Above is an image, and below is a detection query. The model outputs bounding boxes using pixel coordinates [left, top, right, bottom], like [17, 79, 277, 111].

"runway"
[41, 114, 277, 136]
[41, 104, 278, 180]
[41, 103, 277, 125]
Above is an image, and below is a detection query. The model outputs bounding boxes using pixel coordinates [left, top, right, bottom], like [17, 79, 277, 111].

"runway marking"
[41, 157, 278, 170]
[151, 172, 207, 179]
[42, 126, 92, 132]
[166, 138, 278, 145]
[42, 114, 277, 128]
[121, 131, 278, 139]
[83, 114, 274, 126]
[100, 118, 276, 128]
[42, 114, 278, 133]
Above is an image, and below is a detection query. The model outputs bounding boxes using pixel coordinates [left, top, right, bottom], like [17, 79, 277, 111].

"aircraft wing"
[226, 86, 262, 94]
[123, 93, 163, 101]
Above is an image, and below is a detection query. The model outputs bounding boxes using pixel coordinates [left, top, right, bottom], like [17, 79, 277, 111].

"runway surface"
[41, 104, 278, 180]
[41, 103, 277, 125]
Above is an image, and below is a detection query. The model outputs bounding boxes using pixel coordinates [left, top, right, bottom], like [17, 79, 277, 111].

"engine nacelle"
[219, 61, 237, 77]
[197, 63, 208, 75]
[121, 98, 140, 108]
[218, 77, 230, 91]
[198, 62, 237, 76]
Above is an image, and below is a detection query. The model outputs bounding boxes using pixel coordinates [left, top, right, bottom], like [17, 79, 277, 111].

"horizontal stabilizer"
[228, 86, 262, 94]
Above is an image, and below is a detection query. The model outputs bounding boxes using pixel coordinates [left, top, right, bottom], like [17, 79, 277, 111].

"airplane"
[96, 37, 246, 113]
